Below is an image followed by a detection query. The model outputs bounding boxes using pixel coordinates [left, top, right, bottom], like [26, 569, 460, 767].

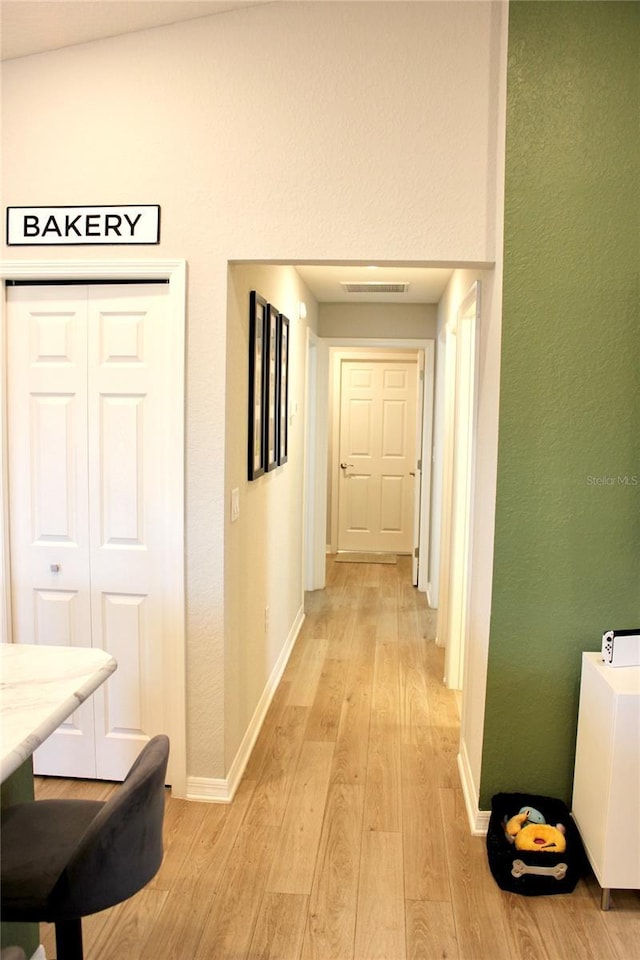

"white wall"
[430, 265, 504, 828]
[431, 269, 485, 607]
[1, 1, 507, 784]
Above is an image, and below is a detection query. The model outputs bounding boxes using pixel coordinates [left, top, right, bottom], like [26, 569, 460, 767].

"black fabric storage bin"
[487, 792, 586, 896]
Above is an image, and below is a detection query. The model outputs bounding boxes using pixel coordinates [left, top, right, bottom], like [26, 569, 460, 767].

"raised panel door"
[338, 359, 417, 553]
[7, 283, 170, 780]
[7, 286, 95, 776]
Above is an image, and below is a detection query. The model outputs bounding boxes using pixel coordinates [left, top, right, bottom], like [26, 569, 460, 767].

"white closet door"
[7, 283, 171, 780]
[7, 286, 96, 776]
[87, 285, 168, 779]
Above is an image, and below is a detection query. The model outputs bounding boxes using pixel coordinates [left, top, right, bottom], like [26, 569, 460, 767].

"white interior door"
[337, 358, 417, 554]
[7, 283, 172, 780]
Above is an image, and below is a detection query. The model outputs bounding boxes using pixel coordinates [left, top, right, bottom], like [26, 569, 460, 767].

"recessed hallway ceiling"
[295, 264, 453, 304]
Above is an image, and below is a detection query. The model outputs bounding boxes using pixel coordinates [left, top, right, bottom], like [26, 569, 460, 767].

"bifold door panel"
[7, 284, 171, 780]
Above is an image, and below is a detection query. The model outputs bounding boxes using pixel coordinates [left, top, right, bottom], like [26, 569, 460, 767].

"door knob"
[50, 563, 61, 573]
[340, 462, 354, 469]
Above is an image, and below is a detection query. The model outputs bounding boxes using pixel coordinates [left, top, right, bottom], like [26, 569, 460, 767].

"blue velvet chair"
[1, 736, 169, 960]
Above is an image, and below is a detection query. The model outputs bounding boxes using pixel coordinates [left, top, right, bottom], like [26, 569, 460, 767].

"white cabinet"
[572, 652, 640, 909]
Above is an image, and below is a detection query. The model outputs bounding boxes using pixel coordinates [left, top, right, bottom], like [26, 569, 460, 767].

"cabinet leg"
[601, 887, 611, 911]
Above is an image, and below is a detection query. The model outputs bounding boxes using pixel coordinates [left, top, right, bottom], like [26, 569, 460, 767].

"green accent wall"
[480, 1, 639, 808]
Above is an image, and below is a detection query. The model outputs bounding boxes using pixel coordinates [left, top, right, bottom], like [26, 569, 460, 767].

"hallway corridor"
[36, 557, 639, 959]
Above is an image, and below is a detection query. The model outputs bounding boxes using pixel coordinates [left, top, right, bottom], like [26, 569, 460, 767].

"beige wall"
[318, 302, 437, 340]
[1, 1, 507, 784]
[225, 263, 317, 769]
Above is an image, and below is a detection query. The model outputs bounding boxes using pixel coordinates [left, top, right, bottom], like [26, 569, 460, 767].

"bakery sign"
[6, 205, 161, 246]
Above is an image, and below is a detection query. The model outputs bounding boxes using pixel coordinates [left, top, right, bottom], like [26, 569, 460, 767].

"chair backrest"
[50, 735, 170, 919]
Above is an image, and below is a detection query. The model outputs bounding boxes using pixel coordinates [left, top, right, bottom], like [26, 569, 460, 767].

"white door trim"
[439, 281, 480, 690]
[303, 329, 329, 592]
[417, 342, 435, 594]
[0, 259, 187, 798]
[312, 337, 434, 593]
[334, 351, 419, 555]
[412, 351, 426, 586]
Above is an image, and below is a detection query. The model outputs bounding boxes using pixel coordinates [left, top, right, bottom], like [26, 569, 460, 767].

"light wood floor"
[35, 557, 640, 959]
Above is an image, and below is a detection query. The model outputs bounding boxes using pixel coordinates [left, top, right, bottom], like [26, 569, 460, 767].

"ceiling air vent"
[341, 281, 410, 294]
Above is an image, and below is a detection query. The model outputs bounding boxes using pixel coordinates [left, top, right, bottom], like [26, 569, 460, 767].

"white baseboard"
[186, 606, 305, 804]
[185, 775, 233, 804]
[457, 741, 490, 836]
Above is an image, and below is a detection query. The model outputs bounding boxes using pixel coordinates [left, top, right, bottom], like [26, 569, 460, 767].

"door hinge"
[417, 459, 422, 471]
[414, 547, 419, 559]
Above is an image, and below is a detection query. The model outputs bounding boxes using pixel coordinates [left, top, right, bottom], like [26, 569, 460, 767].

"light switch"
[231, 487, 240, 522]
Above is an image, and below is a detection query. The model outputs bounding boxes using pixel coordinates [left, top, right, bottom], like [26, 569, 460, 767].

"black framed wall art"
[248, 291, 267, 479]
[277, 313, 290, 465]
[264, 302, 279, 472]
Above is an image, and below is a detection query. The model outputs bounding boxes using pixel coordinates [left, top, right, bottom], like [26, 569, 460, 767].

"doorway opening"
[297, 263, 444, 600]
[324, 343, 435, 592]
[298, 264, 484, 698]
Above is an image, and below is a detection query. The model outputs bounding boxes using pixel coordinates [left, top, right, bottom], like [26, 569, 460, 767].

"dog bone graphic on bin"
[511, 859, 568, 881]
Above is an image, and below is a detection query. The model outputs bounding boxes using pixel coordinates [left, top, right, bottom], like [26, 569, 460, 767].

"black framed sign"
[248, 291, 267, 480]
[264, 303, 279, 472]
[6, 205, 161, 245]
[277, 314, 290, 465]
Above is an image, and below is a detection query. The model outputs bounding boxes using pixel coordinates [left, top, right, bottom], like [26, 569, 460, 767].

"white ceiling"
[0, 0, 270, 61]
[294, 264, 453, 304]
[1, 0, 454, 306]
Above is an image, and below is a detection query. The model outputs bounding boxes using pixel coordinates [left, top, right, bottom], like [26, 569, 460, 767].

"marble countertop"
[0, 644, 117, 782]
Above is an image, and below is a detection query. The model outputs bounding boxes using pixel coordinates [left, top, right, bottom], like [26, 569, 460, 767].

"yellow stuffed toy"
[514, 823, 566, 853]
[503, 805, 566, 853]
